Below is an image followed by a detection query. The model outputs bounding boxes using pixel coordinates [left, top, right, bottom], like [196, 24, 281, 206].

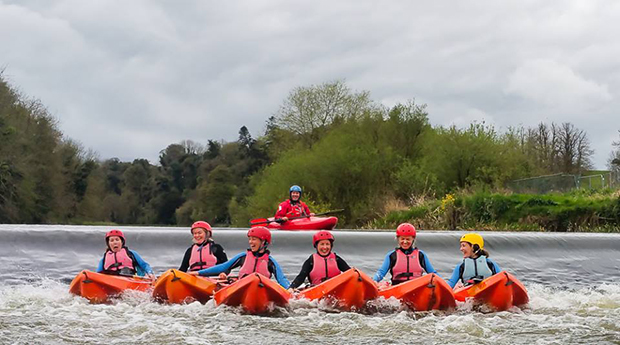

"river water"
[1, 225, 619, 344]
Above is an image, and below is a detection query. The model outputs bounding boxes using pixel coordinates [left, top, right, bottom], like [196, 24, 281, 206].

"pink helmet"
[105, 229, 125, 244]
[396, 223, 416, 237]
[247, 226, 271, 244]
[191, 221, 212, 235]
[313, 230, 334, 247]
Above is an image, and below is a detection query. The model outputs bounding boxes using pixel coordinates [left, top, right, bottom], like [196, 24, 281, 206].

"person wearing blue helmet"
[275, 185, 314, 221]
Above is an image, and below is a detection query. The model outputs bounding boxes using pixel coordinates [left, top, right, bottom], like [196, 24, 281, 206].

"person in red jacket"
[275, 185, 314, 222]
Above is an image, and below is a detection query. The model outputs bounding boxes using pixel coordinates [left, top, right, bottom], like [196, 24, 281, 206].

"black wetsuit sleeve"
[488, 260, 497, 275]
[289, 256, 314, 289]
[212, 243, 228, 264]
[389, 251, 397, 276]
[419, 251, 427, 272]
[178, 247, 192, 272]
[227, 256, 244, 275]
[335, 255, 351, 272]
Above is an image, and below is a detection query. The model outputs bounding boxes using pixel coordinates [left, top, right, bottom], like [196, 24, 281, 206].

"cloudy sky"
[1, 1, 619, 168]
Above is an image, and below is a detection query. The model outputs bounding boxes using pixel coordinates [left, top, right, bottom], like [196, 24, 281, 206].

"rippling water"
[1, 225, 619, 344]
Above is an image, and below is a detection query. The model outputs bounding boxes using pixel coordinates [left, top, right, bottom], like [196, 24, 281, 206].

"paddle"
[249, 209, 344, 226]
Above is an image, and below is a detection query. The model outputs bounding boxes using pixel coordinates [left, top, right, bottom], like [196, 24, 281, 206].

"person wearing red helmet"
[189, 227, 290, 288]
[178, 221, 228, 272]
[275, 185, 314, 222]
[373, 223, 437, 285]
[96, 229, 155, 280]
[288, 230, 351, 290]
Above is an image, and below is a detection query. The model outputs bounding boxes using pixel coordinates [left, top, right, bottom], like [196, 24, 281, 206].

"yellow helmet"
[460, 233, 484, 249]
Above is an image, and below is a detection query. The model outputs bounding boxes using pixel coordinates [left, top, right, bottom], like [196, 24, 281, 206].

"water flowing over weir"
[1, 225, 619, 344]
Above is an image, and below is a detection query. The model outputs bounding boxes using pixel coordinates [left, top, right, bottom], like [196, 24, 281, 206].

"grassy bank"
[369, 189, 620, 232]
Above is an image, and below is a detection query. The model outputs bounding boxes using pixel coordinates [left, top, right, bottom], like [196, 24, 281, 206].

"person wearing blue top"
[446, 232, 501, 288]
[373, 223, 438, 285]
[189, 227, 290, 289]
[97, 229, 155, 280]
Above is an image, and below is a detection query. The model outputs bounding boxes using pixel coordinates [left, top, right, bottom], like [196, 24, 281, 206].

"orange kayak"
[213, 273, 291, 314]
[68, 270, 152, 303]
[378, 273, 456, 311]
[453, 271, 529, 311]
[152, 269, 219, 304]
[297, 268, 379, 310]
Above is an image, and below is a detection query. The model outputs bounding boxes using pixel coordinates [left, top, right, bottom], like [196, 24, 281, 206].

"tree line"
[1, 76, 615, 227]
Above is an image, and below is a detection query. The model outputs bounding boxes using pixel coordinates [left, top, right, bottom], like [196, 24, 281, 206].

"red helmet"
[247, 226, 271, 244]
[396, 223, 416, 237]
[105, 229, 125, 244]
[191, 221, 212, 234]
[313, 230, 334, 247]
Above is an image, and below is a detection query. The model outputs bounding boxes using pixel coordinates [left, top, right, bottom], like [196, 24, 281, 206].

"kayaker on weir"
[275, 185, 314, 222]
[189, 227, 290, 289]
[97, 229, 155, 281]
[446, 232, 501, 288]
[373, 223, 438, 285]
[288, 230, 351, 291]
[178, 221, 228, 272]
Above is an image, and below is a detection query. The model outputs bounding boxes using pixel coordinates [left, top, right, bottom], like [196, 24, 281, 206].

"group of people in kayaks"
[98, 185, 502, 292]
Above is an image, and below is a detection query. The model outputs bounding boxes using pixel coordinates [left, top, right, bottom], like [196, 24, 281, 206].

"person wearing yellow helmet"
[446, 232, 501, 288]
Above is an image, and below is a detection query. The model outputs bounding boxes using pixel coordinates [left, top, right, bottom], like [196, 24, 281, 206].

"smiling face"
[248, 236, 264, 252]
[460, 242, 474, 258]
[108, 236, 123, 252]
[316, 239, 332, 255]
[192, 227, 209, 244]
[397, 235, 414, 250]
[290, 191, 301, 201]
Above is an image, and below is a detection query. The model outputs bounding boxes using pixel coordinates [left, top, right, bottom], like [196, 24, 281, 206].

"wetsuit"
[178, 241, 228, 272]
[373, 248, 437, 284]
[446, 256, 501, 288]
[196, 250, 290, 289]
[96, 249, 153, 277]
[289, 253, 351, 289]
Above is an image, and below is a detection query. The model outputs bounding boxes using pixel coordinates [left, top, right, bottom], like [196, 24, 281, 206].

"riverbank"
[369, 189, 620, 232]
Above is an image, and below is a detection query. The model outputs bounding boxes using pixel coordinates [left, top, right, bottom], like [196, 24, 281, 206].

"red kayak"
[454, 271, 529, 311]
[297, 268, 378, 310]
[213, 273, 291, 314]
[152, 269, 219, 304]
[260, 216, 338, 231]
[378, 274, 456, 311]
[69, 270, 152, 303]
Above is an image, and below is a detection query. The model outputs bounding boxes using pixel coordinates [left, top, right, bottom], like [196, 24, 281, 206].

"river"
[1, 225, 619, 344]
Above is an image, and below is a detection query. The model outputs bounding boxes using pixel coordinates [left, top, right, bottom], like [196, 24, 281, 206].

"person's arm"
[275, 202, 288, 218]
[289, 256, 313, 289]
[269, 257, 291, 289]
[96, 256, 104, 273]
[418, 250, 438, 275]
[446, 263, 463, 288]
[130, 250, 154, 276]
[487, 258, 501, 275]
[178, 247, 192, 272]
[335, 254, 351, 272]
[213, 243, 228, 264]
[303, 202, 311, 216]
[197, 252, 245, 276]
[373, 251, 395, 282]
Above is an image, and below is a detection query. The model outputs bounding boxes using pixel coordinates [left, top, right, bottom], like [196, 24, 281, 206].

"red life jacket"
[276, 199, 309, 218]
[238, 251, 270, 278]
[391, 248, 423, 284]
[308, 252, 341, 285]
[103, 248, 135, 273]
[188, 242, 217, 271]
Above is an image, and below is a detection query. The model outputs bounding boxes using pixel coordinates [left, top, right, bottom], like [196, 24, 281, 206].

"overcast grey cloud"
[1, 0, 618, 168]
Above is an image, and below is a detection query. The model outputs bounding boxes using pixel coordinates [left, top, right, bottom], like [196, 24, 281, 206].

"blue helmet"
[290, 185, 302, 194]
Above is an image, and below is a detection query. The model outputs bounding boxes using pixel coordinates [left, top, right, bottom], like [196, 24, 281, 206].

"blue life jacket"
[461, 255, 494, 284]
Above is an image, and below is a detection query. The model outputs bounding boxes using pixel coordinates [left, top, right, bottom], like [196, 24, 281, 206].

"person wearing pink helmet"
[178, 221, 228, 272]
[189, 227, 290, 289]
[289, 230, 351, 290]
[96, 229, 155, 280]
[373, 223, 437, 285]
